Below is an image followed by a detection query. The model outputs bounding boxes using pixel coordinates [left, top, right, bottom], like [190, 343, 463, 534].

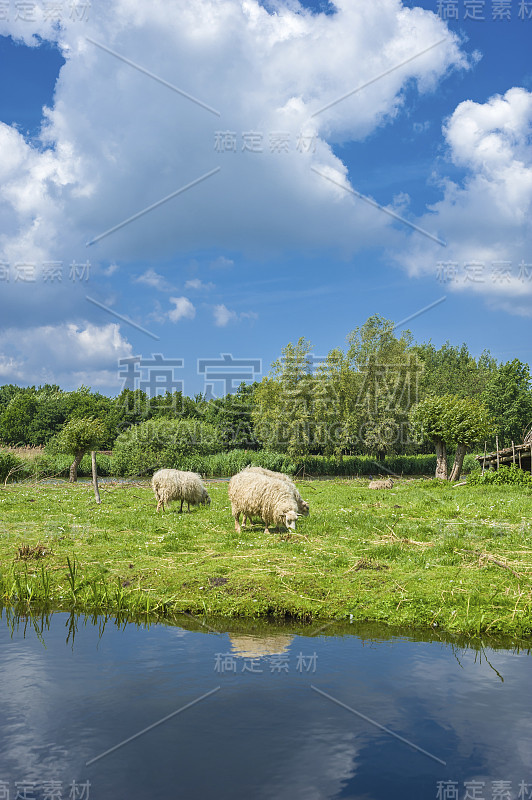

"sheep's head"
[283, 510, 298, 530]
[202, 490, 212, 505]
[299, 500, 310, 516]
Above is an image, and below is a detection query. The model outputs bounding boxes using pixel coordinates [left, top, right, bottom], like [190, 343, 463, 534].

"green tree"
[313, 348, 356, 456]
[27, 390, 67, 446]
[203, 383, 257, 449]
[51, 417, 107, 482]
[0, 384, 29, 416]
[446, 397, 493, 480]
[414, 342, 497, 400]
[252, 338, 315, 458]
[410, 395, 451, 479]
[346, 315, 420, 458]
[410, 395, 493, 480]
[482, 359, 532, 447]
[0, 391, 38, 445]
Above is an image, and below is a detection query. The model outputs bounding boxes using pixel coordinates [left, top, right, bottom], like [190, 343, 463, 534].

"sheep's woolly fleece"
[368, 478, 394, 489]
[151, 469, 211, 512]
[228, 470, 300, 534]
[243, 466, 310, 515]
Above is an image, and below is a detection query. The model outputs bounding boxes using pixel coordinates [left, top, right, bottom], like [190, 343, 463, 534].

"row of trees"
[1, 316, 531, 478]
[252, 317, 531, 461]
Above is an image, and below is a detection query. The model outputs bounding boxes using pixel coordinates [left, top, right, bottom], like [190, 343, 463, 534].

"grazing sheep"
[228, 470, 301, 535]
[368, 478, 394, 489]
[151, 469, 211, 513]
[241, 466, 309, 525]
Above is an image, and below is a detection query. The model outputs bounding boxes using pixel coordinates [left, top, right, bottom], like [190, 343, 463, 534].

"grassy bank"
[1, 478, 531, 638]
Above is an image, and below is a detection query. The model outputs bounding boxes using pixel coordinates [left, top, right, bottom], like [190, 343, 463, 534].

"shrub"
[468, 464, 532, 488]
[112, 418, 224, 476]
[0, 450, 24, 483]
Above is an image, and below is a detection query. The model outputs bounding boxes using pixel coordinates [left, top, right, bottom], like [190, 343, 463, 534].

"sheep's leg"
[264, 526, 270, 535]
[242, 515, 248, 527]
[179, 499, 184, 513]
[234, 513, 241, 533]
[187, 502, 191, 512]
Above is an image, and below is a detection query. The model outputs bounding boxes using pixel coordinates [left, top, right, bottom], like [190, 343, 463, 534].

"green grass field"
[1, 478, 531, 638]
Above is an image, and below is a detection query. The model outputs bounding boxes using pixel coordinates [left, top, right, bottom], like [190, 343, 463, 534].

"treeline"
[1, 316, 531, 465]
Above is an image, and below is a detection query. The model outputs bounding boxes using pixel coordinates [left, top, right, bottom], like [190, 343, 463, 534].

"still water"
[0, 610, 530, 800]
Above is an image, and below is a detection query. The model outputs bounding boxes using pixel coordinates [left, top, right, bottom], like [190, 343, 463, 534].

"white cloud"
[210, 257, 235, 270]
[213, 304, 257, 326]
[395, 86, 532, 314]
[135, 268, 174, 291]
[213, 304, 237, 327]
[168, 296, 196, 322]
[185, 278, 215, 290]
[413, 120, 430, 134]
[0, 323, 133, 387]
[0, 0, 467, 275]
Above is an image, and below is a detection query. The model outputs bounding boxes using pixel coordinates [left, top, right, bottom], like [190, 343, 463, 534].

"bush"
[121, 451, 447, 479]
[468, 464, 532, 488]
[0, 450, 114, 482]
[0, 450, 23, 483]
[112, 418, 224, 476]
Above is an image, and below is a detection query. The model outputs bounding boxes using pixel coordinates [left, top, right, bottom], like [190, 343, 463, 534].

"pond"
[0, 610, 530, 800]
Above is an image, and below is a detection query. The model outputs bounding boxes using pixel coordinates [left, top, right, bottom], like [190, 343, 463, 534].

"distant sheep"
[368, 478, 394, 489]
[228, 470, 301, 535]
[242, 466, 309, 524]
[152, 469, 211, 513]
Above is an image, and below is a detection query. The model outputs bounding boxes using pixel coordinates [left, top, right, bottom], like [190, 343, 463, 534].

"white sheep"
[241, 466, 309, 525]
[368, 478, 394, 489]
[151, 469, 211, 513]
[228, 470, 301, 535]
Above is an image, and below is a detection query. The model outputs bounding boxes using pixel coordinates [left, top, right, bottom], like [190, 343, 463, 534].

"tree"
[410, 395, 451, 479]
[446, 397, 493, 481]
[482, 359, 532, 447]
[346, 315, 419, 458]
[28, 389, 67, 446]
[203, 383, 258, 449]
[0, 384, 27, 416]
[410, 395, 493, 480]
[0, 391, 38, 445]
[51, 417, 107, 482]
[414, 342, 497, 400]
[252, 338, 315, 458]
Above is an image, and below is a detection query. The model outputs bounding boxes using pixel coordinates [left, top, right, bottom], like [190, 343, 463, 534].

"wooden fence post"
[91, 451, 101, 505]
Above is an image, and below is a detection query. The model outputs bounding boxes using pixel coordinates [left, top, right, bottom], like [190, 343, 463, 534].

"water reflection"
[0, 607, 530, 800]
[229, 634, 294, 658]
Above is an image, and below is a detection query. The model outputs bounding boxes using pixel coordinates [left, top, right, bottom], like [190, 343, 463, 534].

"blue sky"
[0, 0, 530, 398]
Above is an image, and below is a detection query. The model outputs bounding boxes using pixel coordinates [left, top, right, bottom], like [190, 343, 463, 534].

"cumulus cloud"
[213, 304, 237, 327]
[185, 278, 215, 291]
[102, 263, 120, 277]
[0, 0, 467, 273]
[395, 87, 532, 314]
[213, 304, 257, 326]
[0, 323, 133, 387]
[135, 268, 174, 291]
[0, 0, 472, 383]
[168, 296, 196, 322]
